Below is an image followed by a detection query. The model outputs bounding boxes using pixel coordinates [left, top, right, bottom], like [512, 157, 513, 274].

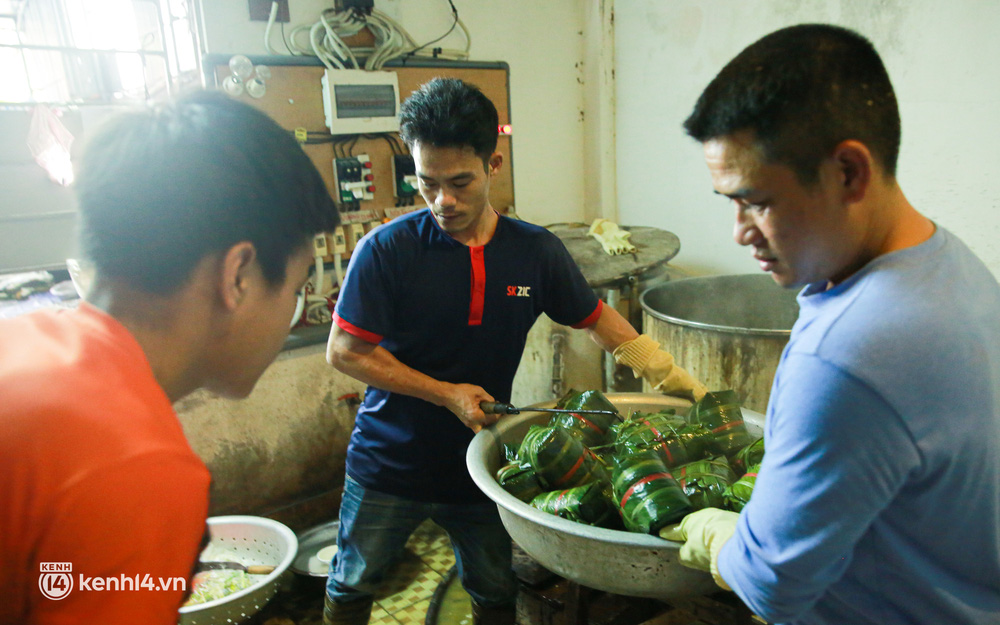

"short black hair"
[684, 24, 900, 184]
[75, 90, 340, 294]
[399, 78, 498, 164]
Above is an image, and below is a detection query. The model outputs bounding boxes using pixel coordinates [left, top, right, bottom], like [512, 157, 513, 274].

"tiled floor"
[248, 520, 759, 625]
[364, 520, 735, 625]
[369, 519, 466, 625]
[244, 519, 468, 625]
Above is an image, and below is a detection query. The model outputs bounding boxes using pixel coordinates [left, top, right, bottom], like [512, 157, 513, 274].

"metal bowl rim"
[290, 519, 341, 577]
[639, 274, 795, 337]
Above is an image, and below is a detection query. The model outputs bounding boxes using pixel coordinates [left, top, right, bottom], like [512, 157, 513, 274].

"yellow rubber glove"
[613, 334, 708, 401]
[588, 218, 637, 255]
[659, 508, 739, 590]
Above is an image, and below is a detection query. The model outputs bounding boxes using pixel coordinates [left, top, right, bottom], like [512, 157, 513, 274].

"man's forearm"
[326, 327, 499, 431]
[584, 304, 640, 353]
[330, 340, 449, 407]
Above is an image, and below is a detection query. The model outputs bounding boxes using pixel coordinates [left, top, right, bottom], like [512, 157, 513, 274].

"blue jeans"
[326, 475, 518, 607]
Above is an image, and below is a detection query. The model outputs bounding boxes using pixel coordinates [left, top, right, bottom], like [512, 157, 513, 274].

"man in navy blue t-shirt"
[323, 78, 705, 625]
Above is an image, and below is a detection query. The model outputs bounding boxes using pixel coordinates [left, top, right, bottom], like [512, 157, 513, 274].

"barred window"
[0, 0, 200, 105]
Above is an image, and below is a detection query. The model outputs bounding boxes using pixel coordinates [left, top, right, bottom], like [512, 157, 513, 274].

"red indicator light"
[365, 174, 374, 181]
[367, 185, 376, 192]
[363, 161, 373, 168]
[498, 124, 513, 135]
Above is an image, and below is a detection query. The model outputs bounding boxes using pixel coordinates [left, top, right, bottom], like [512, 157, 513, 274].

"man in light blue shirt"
[663, 23, 1000, 625]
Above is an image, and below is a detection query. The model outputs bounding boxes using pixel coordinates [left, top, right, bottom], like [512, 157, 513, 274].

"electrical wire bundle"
[267, 1, 470, 71]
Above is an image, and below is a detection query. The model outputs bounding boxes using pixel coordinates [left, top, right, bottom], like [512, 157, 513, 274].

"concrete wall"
[615, 0, 1000, 278]
[175, 345, 365, 530]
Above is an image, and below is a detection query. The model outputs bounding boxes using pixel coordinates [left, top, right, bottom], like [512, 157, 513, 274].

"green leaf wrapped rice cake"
[611, 449, 693, 534]
[497, 388, 762, 535]
[496, 460, 546, 503]
[731, 437, 765, 477]
[685, 390, 756, 456]
[547, 389, 621, 448]
[611, 408, 684, 443]
[673, 457, 737, 510]
[722, 462, 760, 512]
[518, 424, 608, 490]
[614, 411, 716, 468]
[529, 482, 621, 528]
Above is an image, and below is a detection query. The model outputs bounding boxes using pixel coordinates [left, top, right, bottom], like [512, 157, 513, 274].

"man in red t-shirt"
[0, 91, 339, 624]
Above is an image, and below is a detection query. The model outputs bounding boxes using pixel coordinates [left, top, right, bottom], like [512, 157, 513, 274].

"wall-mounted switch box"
[333, 155, 374, 208]
[392, 154, 418, 202]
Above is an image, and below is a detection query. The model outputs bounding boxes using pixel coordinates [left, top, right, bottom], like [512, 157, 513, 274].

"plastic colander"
[178, 515, 298, 625]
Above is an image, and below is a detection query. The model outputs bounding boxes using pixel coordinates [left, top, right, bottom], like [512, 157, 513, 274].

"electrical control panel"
[392, 154, 419, 205]
[333, 154, 375, 209]
[321, 69, 400, 135]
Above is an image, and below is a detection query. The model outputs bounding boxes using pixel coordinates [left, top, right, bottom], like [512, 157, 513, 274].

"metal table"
[549, 224, 681, 288]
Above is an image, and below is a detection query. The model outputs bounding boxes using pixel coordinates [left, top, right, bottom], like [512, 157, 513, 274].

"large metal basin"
[467, 393, 764, 600]
[641, 274, 800, 414]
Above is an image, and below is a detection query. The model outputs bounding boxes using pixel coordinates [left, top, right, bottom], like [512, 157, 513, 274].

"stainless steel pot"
[466, 393, 765, 601]
[641, 274, 799, 414]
